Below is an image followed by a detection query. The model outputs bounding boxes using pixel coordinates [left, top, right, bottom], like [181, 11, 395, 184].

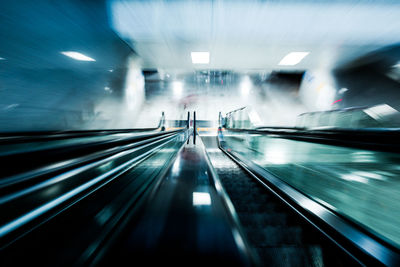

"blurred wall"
[299, 70, 338, 111]
[334, 46, 400, 111]
[0, 0, 141, 132]
[299, 45, 400, 113]
[133, 72, 307, 128]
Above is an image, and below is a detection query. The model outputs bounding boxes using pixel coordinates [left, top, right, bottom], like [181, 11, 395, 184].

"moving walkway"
[0, 113, 399, 266]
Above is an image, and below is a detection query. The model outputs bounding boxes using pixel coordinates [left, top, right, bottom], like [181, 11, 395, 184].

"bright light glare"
[364, 104, 398, 121]
[248, 109, 262, 125]
[0, 57, 5, 60]
[240, 76, 251, 96]
[193, 192, 211, 206]
[279, 52, 309, 66]
[191, 52, 210, 64]
[172, 157, 181, 175]
[341, 173, 369, 184]
[61, 51, 96, 61]
[353, 171, 386, 181]
[264, 145, 287, 164]
[172, 81, 183, 98]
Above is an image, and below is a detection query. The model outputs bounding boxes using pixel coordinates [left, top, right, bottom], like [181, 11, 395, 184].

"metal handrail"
[223, 126, 400, 153]
[0, 111, 167, 144]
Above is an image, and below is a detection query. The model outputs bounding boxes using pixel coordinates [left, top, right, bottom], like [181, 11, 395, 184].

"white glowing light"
[193, 192, 211, 206]
[0, 57, 5, 60]
[172, 157, 181, 175]
[240, 76, 252, 97]
[172, 81, 183, 98]
[338, 88, 348, 94]
[341, 173, 369, 184]
[364, 104, 398, 121]
[353, 171, 386, 181]
[316, 84, 336, 110]
[61, 51, 96, 61]
[248, 109, 262, 125]
[191, 52, 210, 64]
[279, 52, 309, 66]
[264, 145, 287, 164]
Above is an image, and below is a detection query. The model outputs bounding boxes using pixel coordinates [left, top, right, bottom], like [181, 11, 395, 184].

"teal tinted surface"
[223, 131, 400, 248]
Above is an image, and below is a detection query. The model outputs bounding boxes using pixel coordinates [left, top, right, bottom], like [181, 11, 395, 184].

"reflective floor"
[222, 131, 400, 248]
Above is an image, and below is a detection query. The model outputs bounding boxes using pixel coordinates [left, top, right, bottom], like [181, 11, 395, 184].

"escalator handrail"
[224, 126, 400, 152]
[0, 129, 184, 158]
[0, 113, 167, 144]
[0, 131, 183, 190]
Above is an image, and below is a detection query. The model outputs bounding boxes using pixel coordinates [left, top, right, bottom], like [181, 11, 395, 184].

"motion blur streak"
[1, 0, 400, 266]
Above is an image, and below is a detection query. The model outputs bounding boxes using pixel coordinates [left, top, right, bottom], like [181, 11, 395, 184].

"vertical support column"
[187, 111, 191, 144]
[193, 111, 196, 145]
[160, 111, 166, 131]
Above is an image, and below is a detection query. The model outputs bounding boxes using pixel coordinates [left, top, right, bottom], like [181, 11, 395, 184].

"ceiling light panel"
[279, 52, 309, 66]
[61, 51, 96, 62]
[191, 52, 210, 64]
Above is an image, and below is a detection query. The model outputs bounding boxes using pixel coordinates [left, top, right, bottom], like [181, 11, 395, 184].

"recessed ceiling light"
[279, 52, 309, 66]
[191, 52, 210, 64]
[61, 51, 96, 61]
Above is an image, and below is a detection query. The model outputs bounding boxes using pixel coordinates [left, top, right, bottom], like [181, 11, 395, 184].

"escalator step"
[245, 226, 303, 246]
[232, 202, 277, 213]
[239, 212, 288, 227]
[226, 194, 270, 204]
[256, 245, 323, 267]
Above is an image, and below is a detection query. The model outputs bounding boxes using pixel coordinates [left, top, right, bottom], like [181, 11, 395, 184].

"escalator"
[0, 123, 190, 266]
[202, 136, 356, 266]
[1, 120, 399, 266]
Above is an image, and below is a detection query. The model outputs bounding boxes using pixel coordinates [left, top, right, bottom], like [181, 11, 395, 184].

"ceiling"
[109, 0, 400, 72]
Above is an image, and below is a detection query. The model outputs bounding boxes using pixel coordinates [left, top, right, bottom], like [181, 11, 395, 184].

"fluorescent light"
[61, 51, 96, 61]
[193, 192, 211, 206]
[191, 52, 210, 64]
[279, 52, 309, 66]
